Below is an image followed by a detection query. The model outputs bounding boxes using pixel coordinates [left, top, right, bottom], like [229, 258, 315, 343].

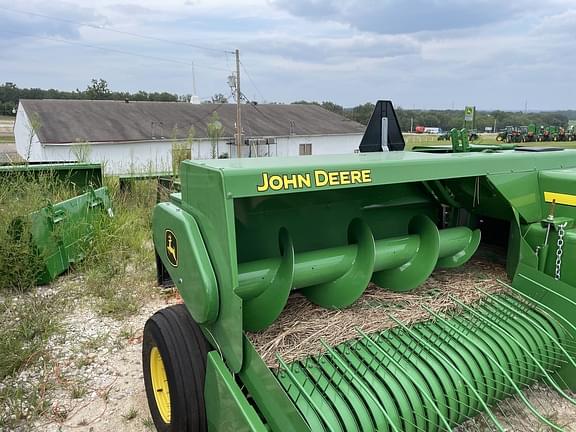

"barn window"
[299, 143, 312, 156]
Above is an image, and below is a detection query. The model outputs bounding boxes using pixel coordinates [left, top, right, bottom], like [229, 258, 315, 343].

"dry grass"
[249, 256, 509, 367]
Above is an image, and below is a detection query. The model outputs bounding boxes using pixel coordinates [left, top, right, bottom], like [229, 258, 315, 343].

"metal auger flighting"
[236, 215, 480, 331]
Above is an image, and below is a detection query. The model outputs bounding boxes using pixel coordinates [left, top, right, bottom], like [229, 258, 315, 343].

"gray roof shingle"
[20, 99, 365, 144]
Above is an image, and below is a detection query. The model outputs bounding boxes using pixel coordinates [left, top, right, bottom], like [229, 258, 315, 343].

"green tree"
[210, 93, 228, 104]
[207, 112, 223, 158]
[85, 79, 111, 100]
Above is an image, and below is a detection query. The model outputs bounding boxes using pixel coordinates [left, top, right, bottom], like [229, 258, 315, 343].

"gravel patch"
[4, 277, 180, 432]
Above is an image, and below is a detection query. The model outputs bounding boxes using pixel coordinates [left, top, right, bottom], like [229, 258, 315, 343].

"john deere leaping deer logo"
[165, 230, 178, 267]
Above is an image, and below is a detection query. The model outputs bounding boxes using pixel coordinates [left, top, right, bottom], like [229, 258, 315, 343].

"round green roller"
[372, 214, 440, 292]
[463, 313, 526, 397]
[334, 346, 401, 432]
[389, 330, 460, 426]
[375, 335, 442, 432]
[351, 341, 422, 432]
[414, 325, 476, 422]
[357, 338, 428, 432]
[306, 357, 369, 432]
[499, 296, 565, 366]
[302, 218, 375, 308]
[463, 308, 525, 387]
[430, 321, 498, 406]
[278, 294, 568, 432]
[497, 297, 565, 366]
[450, 317, 509, 402]
[421, 323, 486, 418]
[481, 302, 548, 375]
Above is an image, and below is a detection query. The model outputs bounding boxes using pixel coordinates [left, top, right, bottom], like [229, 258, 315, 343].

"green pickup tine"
[319, 339, 401, 432]
[499, 280, 576, 340]
[355, 329, 452, 431]
[422, 305, 565, 432]
[479, 288, 576, 367]
[452, 297, 576, 406]
[387, 315, 506, 432]
[276, 354, 335, 432]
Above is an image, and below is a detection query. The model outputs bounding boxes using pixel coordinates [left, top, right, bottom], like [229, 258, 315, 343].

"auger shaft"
[236, 216, 480, 331]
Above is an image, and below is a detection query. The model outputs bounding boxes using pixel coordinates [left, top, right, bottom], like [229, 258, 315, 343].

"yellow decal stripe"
[544, 192, 576, 207]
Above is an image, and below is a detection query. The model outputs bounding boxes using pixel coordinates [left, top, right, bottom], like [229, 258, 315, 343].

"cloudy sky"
[1, 0, 575, 110]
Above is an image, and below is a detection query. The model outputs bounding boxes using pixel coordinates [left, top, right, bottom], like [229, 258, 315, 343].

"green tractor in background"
[495, 127, 509, 142]
[438, 130, 478, 142]
[497, 126, 523, 143]
[569, 125, 576, 141]
[523, 124, 537, 142]
[538, 125, 552, 142]
[542, 126, 568, 142]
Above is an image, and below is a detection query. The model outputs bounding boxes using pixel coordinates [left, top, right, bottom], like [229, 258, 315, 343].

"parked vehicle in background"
[523, 124, 537, 142]
[538, 126, 552, 142]
[569, 126, 576, 141]
[438, 129, 478, 142]
[415, 126, 443, 134]
[497, 126, 523, 143]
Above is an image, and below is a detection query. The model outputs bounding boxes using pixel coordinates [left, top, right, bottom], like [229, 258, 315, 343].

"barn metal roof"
[19, 99, 365, 144]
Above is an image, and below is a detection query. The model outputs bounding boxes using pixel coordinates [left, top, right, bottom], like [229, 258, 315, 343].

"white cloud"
[1, 0, 575, 109]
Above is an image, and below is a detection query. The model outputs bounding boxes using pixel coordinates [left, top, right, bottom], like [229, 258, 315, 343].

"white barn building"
[14, 100, 365, 175]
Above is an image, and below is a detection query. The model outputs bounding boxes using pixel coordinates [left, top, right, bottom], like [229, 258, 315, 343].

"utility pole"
[235, 49, 242, 158]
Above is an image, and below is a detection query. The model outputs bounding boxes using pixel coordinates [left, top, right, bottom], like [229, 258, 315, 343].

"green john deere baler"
[143, 101, 576, 432]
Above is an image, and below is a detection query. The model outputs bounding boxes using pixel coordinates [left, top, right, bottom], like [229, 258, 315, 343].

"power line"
[0, 6, 234, 54]
[0, 29, 232, 72]
[240, 61, 266, 102]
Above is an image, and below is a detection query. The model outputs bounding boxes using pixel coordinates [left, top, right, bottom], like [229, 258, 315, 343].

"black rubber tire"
[142, 304, 210, 432]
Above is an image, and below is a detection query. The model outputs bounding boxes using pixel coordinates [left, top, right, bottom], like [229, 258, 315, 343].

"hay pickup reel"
[143, 101, 576, 432]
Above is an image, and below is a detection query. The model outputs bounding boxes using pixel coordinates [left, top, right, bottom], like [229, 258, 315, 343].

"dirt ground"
[24, 287, 180, 432]
[9, 265, 576, 432]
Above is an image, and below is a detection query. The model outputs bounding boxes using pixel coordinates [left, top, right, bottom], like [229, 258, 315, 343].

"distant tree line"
[0, 79, 181, 116]
[292, 101, 576, 131]
[3, 81, 574, 132]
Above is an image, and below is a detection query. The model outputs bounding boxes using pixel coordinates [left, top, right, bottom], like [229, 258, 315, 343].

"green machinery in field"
[21, 186, 113, 284]
[144, 101, 576, 431]
[569, 125, 576, 141]
[4, 163, 112, 285]
[0, 162, 103, 188]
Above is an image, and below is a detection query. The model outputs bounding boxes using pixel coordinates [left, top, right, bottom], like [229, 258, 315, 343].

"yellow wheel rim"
[150, 346, 171, 423]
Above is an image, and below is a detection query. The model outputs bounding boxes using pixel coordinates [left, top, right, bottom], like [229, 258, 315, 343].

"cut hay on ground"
[248, 256, 509, 367]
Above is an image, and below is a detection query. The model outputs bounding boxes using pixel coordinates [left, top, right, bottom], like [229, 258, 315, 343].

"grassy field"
[0, 174, 158, 428]
[0, 116, 15, 144]
[403, 133, 576, 150]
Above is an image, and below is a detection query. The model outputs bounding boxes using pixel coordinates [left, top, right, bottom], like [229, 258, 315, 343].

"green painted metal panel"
[487, 172, 542, 222]
[179, 164, 244, 372]
[0, 162, 102, 188]
[20, 186, 112, 284]
[238, 337, 311, 432]
[152, 202, 219, 324]
[204, 352, 268, 432]
[190, 150, 576, 198]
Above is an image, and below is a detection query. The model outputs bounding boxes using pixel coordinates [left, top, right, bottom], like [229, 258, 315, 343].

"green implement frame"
[149, 144, 576, 431]
[0, 162, 103, 189]
[14, 186, 112, 284]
